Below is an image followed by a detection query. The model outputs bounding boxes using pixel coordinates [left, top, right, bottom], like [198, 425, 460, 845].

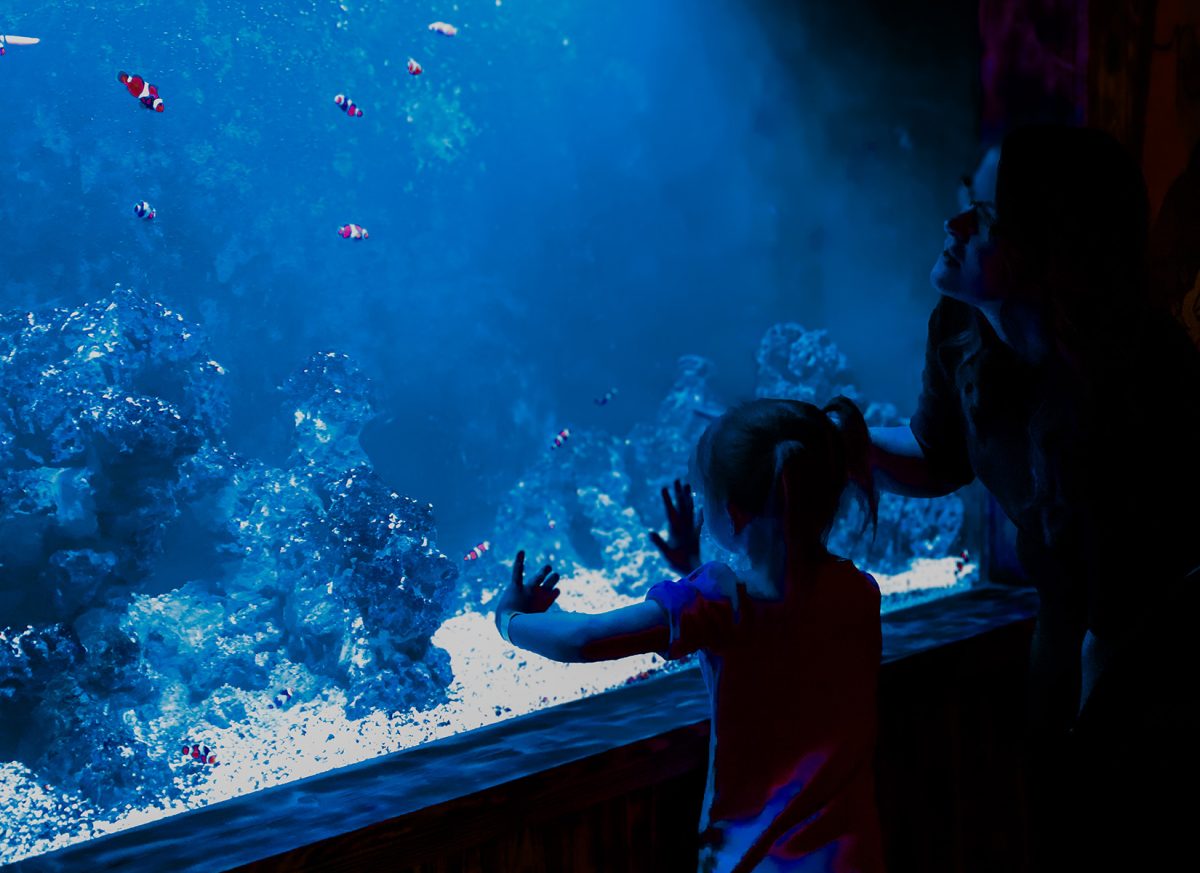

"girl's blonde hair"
[692, 396, 877, 589]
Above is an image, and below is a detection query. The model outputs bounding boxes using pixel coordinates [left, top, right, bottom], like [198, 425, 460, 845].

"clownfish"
[334, 94, 363, 117]
[594, 388, 618, 406]
[428, 22, 457, 37]
[118, 71, 164, 112]
[338, 224, 368, 240]
[1, 34, 40, 56]
[133, 201, 156, 220]
[550, 428, 570, 450]
[181, 742, 219, 766]
[268, 687, 293, 709]
[464, 540, 490, 561]
[407, 58, 422, 76]
[955, 550, 970, 573]
[546, 513, 557, 530]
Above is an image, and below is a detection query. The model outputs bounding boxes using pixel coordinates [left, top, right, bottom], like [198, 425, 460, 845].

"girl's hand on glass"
[649, 479, 703, 577]
[495, 550, 561, 637]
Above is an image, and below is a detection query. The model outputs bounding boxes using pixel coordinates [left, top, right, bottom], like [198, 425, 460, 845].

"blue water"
[1, 0, 979, 863]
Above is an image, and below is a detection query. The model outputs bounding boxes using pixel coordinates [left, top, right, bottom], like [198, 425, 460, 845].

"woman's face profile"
[931, 145, 1005, 305]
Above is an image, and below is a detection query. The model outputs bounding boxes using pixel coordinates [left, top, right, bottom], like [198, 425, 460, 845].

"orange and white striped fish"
[428, 22, 457, 37]
[181, 742, 218, 766]
[464, 540, 490, 561]
[407, 58, 423, 76]
[550, 428, 570, 450]
[334, 94, 363, 117]
[118, 71, 164, 112]
[338, 224, 368, 240]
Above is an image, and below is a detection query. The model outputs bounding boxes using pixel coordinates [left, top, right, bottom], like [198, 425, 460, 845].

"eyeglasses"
[969, 199, 998, 237]
[958, 175, 998, 238]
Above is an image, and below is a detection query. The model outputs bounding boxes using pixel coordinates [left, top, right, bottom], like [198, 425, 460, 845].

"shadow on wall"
[978, 0, 1088, 140]
[1145, 2, 1200, 347]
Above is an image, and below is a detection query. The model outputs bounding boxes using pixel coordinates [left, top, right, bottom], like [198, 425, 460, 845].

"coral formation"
[0, 289, 458, 811]
[0, 292, 963, 833]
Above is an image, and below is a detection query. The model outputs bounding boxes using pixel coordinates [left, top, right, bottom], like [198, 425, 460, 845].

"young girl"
[494, 396, 885, 872]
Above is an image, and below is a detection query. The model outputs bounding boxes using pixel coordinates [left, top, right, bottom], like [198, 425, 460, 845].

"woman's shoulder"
[927, 294, 978, 341]
[924, 295, 987, 378]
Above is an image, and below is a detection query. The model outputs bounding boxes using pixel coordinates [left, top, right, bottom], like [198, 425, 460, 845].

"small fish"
[133, 201, 156, 220]
[550, 428, 570, 450]
[464, 540, 490, 561]
[547, 513, 557, 530]
[338, 223, 369, 240]
[594, 388, 618, 406]
[0, 34, 40, 56]
[407, 58, 423, 76]
[268, 687, 294, 709]
[955, 550, 970, 573]
[181, 742, 218, 766]
[333, 94, 363, 117]
[428, 22, 458, 37]
[118, 71, 164, 112]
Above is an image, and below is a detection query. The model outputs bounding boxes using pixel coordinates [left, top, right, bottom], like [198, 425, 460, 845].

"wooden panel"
[230, 617, 1036, 873]
[25, 589, 1036, 873]
[1087, 0, 1159, 159]
[875, 619, 1034, 873]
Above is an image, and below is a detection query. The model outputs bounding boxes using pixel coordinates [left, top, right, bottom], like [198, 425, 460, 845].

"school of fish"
[12, 18, 635, 606]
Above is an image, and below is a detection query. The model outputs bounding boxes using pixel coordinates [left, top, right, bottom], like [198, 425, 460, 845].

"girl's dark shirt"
[645, 560, 884, 873]
[910, 295, 1200, 642]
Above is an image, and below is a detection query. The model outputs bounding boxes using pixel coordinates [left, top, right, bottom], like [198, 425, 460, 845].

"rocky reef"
[753, 323, 964, 569]
[459, 323, 965, 600]
[0, 289, 964, 829]
[0, 289, 458, 815]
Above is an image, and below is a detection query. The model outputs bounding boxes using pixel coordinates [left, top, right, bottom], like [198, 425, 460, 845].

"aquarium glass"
[1, 0, 981, 862]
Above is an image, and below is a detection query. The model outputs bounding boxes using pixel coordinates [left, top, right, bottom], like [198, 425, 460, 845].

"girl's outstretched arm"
[495, 551, 670, 663]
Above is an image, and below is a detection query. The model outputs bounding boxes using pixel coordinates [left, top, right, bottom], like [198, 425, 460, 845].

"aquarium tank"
[1, 0, 982, 863]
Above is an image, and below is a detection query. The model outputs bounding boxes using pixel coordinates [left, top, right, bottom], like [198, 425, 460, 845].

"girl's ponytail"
[693, 396, 877, 590]
[822, 395, 879, 540]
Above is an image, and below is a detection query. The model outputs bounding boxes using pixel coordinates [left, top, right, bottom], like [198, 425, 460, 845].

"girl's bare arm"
[507, 601, 669, 663]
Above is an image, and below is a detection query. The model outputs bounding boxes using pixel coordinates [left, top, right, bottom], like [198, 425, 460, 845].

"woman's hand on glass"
[649, 479, 703, 577]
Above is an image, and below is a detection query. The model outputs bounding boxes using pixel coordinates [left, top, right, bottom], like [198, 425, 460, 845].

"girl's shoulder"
[681, 561, 741, 599]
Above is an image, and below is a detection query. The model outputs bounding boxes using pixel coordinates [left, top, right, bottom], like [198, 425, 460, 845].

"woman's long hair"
[940, 125, 1155, 538]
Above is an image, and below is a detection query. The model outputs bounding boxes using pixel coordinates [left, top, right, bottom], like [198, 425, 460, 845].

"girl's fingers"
[541, 572, 560, 589]
[529, 564, 551, 587]
[660, 486, 676, 521]
[512, 551, 525, 588]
